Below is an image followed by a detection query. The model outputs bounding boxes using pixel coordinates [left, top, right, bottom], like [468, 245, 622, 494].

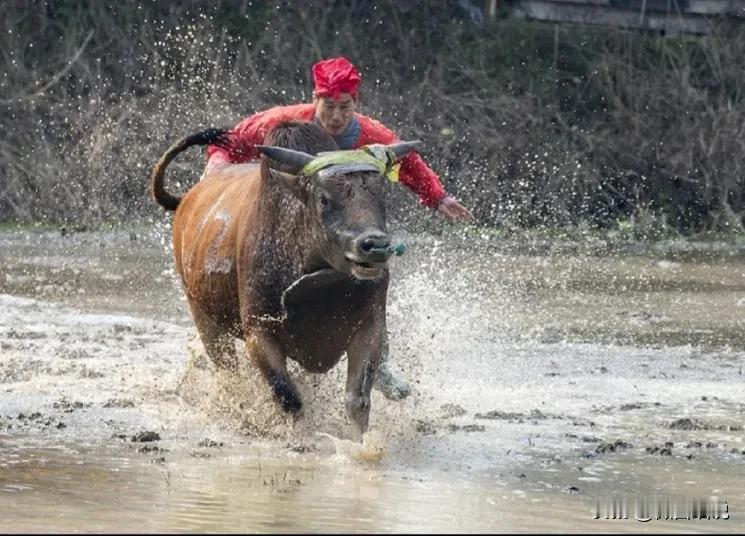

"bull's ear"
[386, 140, 424, 161]
[269, 169, 309, 200]
[257, 145, 314, 174]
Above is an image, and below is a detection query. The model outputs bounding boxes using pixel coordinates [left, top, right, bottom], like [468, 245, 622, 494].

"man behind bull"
[206, 56, 472, 400]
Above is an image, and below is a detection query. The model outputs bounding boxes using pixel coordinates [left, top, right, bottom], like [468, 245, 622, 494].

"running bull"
[149, 121, 420, 436]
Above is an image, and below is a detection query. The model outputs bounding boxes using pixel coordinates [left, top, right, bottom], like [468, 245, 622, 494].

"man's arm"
[356, 115, 471, 220]
[397, 152, 447, 209]
[206, 116, 262, 165]
[205, 104, 316, 167]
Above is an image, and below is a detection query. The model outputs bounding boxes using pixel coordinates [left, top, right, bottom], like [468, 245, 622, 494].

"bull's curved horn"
[386, 140, 424, 160]
[256, 145, 314, 171]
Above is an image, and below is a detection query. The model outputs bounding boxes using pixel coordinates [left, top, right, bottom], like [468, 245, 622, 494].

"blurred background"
[1, 0, 745, 237]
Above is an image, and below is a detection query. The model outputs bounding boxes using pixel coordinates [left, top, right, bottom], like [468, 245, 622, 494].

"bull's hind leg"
[373, 329, 411, 401]
[246, 331, 302, 413]
[188, 302, 239, 370]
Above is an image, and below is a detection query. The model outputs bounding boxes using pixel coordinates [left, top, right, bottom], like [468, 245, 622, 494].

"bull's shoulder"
[201, 162, 261, 181]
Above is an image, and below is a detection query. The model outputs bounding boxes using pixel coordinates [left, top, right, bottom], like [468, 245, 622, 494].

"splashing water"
[2, 226, 745, 531]
[316, 431, 387, 463]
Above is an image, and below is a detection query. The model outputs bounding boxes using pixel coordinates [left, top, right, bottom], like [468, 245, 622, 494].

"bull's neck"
[256, 174, 318, 276]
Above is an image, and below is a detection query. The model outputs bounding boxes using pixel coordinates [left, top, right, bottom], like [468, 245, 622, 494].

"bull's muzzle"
[354, 232, 391, 263]
[345, 232, 392, 279]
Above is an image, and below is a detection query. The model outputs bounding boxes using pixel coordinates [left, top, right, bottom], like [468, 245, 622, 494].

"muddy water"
[1, 225, 745, 532]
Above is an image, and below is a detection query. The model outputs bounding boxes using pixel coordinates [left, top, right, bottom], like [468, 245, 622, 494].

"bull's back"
[172, 164, 261, 324]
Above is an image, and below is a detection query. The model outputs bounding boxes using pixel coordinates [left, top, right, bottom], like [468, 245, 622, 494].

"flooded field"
[1, 224, 745, 532]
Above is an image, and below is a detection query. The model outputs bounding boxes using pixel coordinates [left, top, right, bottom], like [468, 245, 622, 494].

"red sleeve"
[206, 114, 262, 164]
[206, 104, 316, 165]
[356, 115, 447, 209]
[397, 153, 447, 209]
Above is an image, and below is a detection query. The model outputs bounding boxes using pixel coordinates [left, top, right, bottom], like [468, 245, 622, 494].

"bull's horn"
[256, 145, 314, 170]
[386, 140, 424, 160]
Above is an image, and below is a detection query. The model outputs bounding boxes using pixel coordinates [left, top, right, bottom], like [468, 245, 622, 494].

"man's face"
[313, 93, 357, 136]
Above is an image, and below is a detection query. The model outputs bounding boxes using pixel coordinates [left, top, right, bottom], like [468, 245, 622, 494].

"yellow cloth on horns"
[300, 144, 401, 182]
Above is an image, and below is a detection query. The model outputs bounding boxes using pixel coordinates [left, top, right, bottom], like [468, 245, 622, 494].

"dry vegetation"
[1, 0, 744, 236]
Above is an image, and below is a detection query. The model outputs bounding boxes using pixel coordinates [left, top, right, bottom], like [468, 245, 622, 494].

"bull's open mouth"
[345, 254, 387, 279]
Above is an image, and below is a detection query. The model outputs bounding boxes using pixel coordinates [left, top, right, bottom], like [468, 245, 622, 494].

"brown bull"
[149, 121, 420, 436]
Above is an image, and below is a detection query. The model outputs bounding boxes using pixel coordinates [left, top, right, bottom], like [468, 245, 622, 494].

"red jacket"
[206, 103, 447, 208]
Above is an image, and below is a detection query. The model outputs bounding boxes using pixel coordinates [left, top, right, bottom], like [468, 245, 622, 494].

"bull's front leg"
[246, 330, 302, 413]
[345, 297, 386, 439]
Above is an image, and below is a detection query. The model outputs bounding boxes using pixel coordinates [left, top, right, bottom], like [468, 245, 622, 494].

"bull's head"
[257, 142, 421, 280]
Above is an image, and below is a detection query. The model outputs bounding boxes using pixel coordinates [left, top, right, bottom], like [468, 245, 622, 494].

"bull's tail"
[149, 128, 229, 211]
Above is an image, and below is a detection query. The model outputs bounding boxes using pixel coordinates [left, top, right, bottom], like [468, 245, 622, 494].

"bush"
[1, 0, 743, 236]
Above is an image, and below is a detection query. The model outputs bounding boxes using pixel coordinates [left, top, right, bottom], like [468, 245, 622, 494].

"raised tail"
[149, 128, 230, 211]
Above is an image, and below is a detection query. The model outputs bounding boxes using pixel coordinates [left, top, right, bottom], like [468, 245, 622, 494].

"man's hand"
[437, 195, 473, 222]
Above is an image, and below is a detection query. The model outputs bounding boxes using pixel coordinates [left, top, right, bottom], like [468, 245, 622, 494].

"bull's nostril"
[359, 234, 390, 254]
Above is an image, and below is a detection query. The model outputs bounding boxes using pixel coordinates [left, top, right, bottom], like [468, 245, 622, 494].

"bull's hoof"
[374, 366, 411, 401]
[271, 377, 303, 413]
[279, 392, 303, 413]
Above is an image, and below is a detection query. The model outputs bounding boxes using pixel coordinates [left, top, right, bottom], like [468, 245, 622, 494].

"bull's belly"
[280, 270, 383, 373]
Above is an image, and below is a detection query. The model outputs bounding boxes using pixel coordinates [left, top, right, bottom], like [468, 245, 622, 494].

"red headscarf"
[312, 57, 361, 100]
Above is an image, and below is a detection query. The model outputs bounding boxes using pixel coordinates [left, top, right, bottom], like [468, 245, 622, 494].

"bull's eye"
[319, 193, 329, 207]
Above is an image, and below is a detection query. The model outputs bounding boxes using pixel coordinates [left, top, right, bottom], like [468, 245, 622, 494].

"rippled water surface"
[1, 226, 745, 532]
